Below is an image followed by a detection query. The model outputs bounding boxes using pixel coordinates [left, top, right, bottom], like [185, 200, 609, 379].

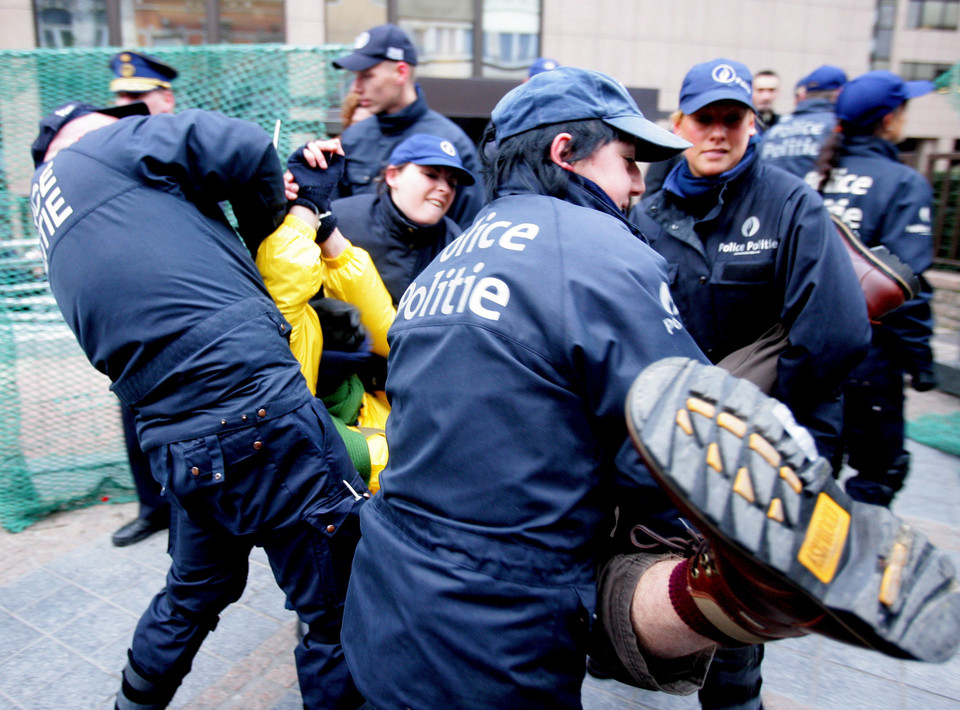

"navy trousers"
[124, 398, 366, 710]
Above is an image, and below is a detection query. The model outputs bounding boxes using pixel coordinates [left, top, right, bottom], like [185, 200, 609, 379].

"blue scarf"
[664, 142, 758, 201]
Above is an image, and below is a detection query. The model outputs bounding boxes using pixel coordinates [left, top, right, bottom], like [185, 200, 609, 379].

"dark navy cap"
[388, 134, 475, 185]
[31, 101, 150, 168]
[492, 66, 691, 162]
[836, 70, 935, 128]
[109, 51, 178, 93]
[679, 58, 755, 114]
[798, 65, 847, 92]
[528, 57, 560, 78]
[332, 24, 418, 71]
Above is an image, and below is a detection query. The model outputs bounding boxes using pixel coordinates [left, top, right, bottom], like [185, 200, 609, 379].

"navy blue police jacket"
[331, 190, 461, 305]
[336, 85, 485, 229]
[30, 110, 311, 449]
[341, 169, 709, 709]
[759, 97, 838, 177]
[631, 157, 870, 455]
[812, 135, 935, 379]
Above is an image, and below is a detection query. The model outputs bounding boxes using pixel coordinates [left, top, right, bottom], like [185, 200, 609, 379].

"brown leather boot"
[831, 214, 920, 324]
[625, 357, 960, 662]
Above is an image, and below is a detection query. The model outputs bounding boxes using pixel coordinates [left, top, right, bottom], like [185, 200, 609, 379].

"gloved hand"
[286, 145, 345, 215]
[910, 368, 938, 392]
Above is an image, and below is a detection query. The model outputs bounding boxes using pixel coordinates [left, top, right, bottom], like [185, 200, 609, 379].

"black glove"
[286, 146, 344, 215]
[910, 368, 938, 392]
[310, 296, 368, 352]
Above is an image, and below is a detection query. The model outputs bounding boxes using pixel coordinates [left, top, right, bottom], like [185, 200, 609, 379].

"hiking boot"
[832, 214, 920, 324]
[625, 357, 960, 662]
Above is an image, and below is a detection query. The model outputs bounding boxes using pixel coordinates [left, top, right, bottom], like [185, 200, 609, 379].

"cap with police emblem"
[332, 24, 418, 71]
[528, 57, 560, 79]
[387, 134, 475, 185]
[679, 58, 755, 114]
[109, 51, 178, 94]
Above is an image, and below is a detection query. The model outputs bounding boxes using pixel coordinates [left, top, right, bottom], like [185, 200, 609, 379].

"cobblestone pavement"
[1, 387, 958, 710]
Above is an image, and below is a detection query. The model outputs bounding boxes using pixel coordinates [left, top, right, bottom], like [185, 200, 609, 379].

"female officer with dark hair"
[812, 70, 938, 506]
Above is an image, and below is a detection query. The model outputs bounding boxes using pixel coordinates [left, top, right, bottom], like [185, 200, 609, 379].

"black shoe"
[625, 357, 960, 663]
[111, 517, 168, 547]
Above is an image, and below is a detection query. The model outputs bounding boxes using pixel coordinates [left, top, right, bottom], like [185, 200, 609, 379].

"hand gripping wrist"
[286, 146, 345, 215]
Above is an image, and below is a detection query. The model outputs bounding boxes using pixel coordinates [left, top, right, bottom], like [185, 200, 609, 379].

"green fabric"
[322, 374, 371, 482]
[328, 416, 372, 484]
[906, 412, 960, 457]
[321, 373, 365, 425]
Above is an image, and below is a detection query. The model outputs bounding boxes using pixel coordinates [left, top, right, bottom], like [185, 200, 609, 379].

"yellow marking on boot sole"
[687, 397, 716, 419]
[749, 434, 781, 467]
[767, 498, 785, 523]
[717, 412, 747, 438]
[797, 493, 851, 584]
[706, 443, 723, 472]
[676, 408, 693, 435]
[733, 467, 756, 503]
[780, 466, 803, 494]
[879, 542, 909, 607]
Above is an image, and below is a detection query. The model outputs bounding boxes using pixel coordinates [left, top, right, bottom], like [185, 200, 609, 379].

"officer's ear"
[548, 132, 576, 171]
[747, 111, 757, 137]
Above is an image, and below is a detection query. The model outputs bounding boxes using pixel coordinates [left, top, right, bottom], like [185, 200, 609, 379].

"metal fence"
[0, 45, 345, 531]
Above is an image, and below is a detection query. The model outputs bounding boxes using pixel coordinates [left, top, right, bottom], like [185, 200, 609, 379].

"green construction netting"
[0, 45, 348, 532]
[907, 412, 960, 457]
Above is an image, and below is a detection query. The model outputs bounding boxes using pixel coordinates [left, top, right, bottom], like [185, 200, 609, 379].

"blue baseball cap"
[332, 24, 418, 71]
[31, 101, 150, 168]
[528, 57, 560, 78]
[836, 70, 935, 128]
[492, 66, 691, 162]
[679, 58, 755, 114]
[797, 65, 847, 92]
[388, 134, 476, 185]
[109, 51, 178, 93]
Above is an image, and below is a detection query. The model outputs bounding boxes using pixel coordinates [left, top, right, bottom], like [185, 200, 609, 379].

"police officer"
[106, 50, 180, 546]
[811, 70, 938, 506]
[628, 58, 871, 710]
[30, 102, 367, 709]
[760, 65, 847, 178]
[331, 24, 484, 229]
[110, 50, 178, 115]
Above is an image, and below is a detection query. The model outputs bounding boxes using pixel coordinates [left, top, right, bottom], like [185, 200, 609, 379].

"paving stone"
[270, 690, 303, 710]
[0, 636, 79, 705]
[762, 642, 820, 707]
[0, 568, 64, 613]
[0, 609, 42, 663]
[56, 600, 139, 656]
[12, 582, 100, 634]
[901, 686, 960, 710]
[813, 663, 904, 710]
[168, 649, 230, 710]
[201, 606, 285, 662]
[244, 583, 297, 622]
[22, 659, 117, 710]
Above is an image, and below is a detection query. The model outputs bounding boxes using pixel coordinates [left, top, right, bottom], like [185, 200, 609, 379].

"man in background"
[331, 23, 484, 229]
[760, 65, 847, 178]
[752, 69, 780, 131]
[110, 50, 178, 115]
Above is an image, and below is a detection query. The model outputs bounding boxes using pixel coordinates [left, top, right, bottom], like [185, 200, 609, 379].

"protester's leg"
[624, 356, 960, 663]
[117, 507, 251, 709]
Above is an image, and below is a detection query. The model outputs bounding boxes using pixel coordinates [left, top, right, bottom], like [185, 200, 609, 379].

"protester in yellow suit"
[257, 138, 394, 492]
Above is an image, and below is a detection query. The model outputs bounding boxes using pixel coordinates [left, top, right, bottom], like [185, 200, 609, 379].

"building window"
[871, 0, 897, 69]
[906, 0, 960, 29]
[35, 0, 109, 47]
[900, 61, 955, 81]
